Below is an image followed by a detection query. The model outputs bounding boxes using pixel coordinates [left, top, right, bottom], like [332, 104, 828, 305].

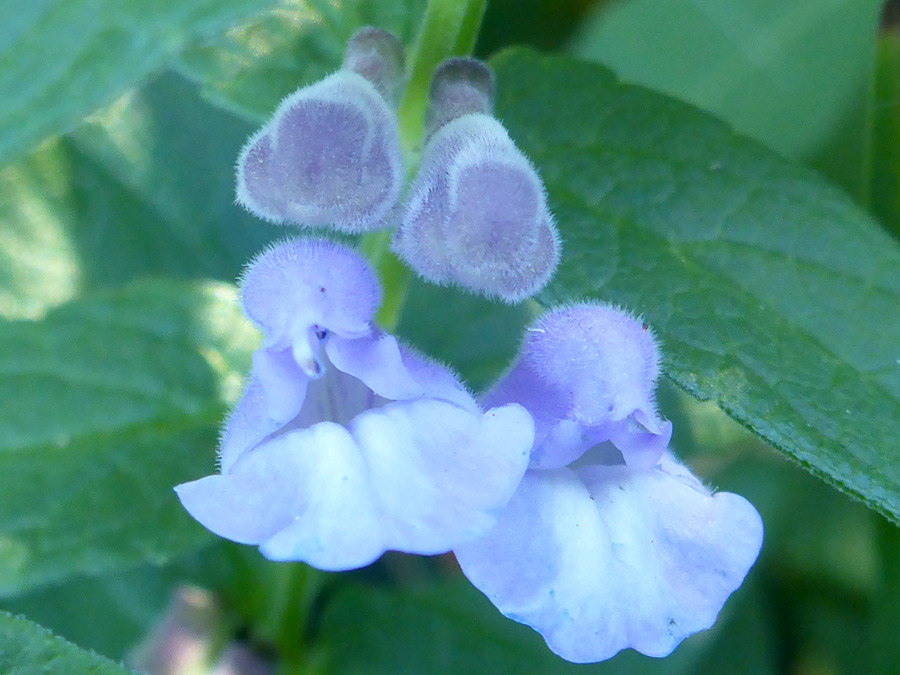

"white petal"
[455, 463, 763, 663]
[351, 399, 533, 554]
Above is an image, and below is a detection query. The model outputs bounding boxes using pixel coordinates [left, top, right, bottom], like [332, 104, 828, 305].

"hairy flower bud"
[395, 58, 560, 303]
[235, 27, 404, 232]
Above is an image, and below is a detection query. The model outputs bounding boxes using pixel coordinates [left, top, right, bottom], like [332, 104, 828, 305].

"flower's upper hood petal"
[236, 68, 403, 233]
[484, 302, 669, 468]
[241, 238, 381, 342]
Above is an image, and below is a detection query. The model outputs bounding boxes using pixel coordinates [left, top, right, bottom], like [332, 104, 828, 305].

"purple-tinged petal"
[235, 130, 286, 223]
[253, 423, 385, 570]
[455, 462, 763, 663]
[218, 374, 306, 473]
[240, 238, 380, 340]
[485, 302, 668, 467]
[251, 347, 309, 421]
[396, 113, 560, 303]
[176, 426, 322, 544]
[326, 333, 423, 401]
[192, 400, 534, 571]
[326, 333, 477, 412]
[235, 69, 403, 233]
[350, 399, 533, 555]
[606, 415, 673, 469]
[397, 345, 479, 412]
[185, 421, 385, 570]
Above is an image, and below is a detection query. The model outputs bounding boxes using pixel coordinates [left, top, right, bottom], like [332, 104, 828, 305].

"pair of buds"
[236, 28, 560, 303]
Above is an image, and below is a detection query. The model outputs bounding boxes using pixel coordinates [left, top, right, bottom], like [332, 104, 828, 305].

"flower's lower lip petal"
[455, 463, 763, 664]
[218, 375, 306, 473]
[349, 399, 533, 555]
[241, 422, 384, 570]
[607, 415, 673, 468]
[174, 471, 295, 546]
[326, 334, 477, 411]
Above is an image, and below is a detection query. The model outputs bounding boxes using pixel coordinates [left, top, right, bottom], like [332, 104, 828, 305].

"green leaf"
[0, 0, 279, 166]
[0, 611, 133, 674]
[490, 49, 900, 522]
[396, 280, 530, 391]
[0, 71, 279, 320]
[870, 29, 900, 238]
[317, 577, 775, 674]
[177, 0, 427, 124]
[475, 0, 605, 55]
[0, 280, 256, 596]
[568, 0, 881, 200]
[0, 544, 236, 661]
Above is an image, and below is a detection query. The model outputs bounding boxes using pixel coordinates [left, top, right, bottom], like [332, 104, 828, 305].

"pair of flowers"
[176, 243, 762, 664]
[175, 27, 763, 664]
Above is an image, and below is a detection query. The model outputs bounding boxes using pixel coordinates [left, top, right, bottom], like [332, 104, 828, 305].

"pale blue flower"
[177, 239, 533, 570]
[455, 303, 763, 663]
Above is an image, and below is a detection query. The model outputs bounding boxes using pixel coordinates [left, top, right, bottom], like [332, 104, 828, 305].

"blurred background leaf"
[0, 610, 134, 674]
[0, 280, 256, 596]
[568, 0, 882, 202]
[177, 0, 427, 123]
[0, 72, 280, 320]
[316, 573, 776, 675]
[1, 1, 899, 673]
[0, 0, 279, 166]
[871, 21, 900, 238]
[476, 0, 606, 55]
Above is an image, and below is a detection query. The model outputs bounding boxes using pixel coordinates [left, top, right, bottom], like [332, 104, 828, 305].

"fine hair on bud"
[235, 27, 404, 234]
[395, 113, 561, 303]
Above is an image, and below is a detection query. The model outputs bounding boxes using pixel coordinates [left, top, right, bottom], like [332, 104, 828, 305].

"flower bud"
[235, 28, 404, 233]
[395, 59, 560, 303]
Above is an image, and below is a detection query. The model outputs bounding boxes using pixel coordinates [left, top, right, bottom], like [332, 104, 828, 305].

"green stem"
[363, 0, 488, 331]
[398, 0, 488, 157]
[869, 516, 900, 674]
[360, 229, 409, 331]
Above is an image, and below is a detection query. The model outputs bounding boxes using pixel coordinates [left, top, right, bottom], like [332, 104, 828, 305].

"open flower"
[454, 303, 763, 663]
[176, 239, 534, 571]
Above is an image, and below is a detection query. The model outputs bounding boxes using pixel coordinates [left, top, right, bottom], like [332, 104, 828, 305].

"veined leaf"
[0, 0, 279, 165]
[0, 611, 133, 674]
[0, 281, 256, 596]
[491, 49, 900, 521]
